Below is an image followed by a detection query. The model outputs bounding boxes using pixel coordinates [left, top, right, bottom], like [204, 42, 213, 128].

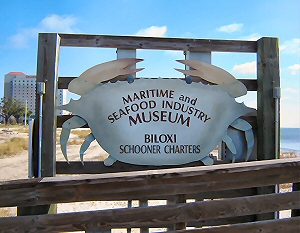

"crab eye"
[185, 75, 193, 84]
[127, 75, 134, 84]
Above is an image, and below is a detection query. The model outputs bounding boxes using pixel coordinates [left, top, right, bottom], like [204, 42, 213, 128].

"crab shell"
[62, 78, 253, 166]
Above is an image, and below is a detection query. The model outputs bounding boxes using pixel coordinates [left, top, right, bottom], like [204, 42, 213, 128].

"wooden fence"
[1, 158, 299, 232]
[9, 33, 289, 232]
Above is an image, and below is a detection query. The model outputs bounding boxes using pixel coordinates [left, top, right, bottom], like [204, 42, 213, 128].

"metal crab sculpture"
[58, 59, 255, 166]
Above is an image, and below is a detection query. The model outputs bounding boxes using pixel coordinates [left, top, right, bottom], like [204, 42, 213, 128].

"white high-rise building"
[4, 72, 67, 115]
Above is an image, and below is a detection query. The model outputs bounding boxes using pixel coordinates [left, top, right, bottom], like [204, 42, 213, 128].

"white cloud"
[135, 26, 167, 37]
[282, 88, 298, 94]
[164, 50, 183, 57]
[288, 63, 300, 75]
[280, 38, 300, 54]
[232, 61, 256, 75]
[216, 23, 243, 33]
[239, 33, 262, 41]
[245, 100, 257, 109]
[8, 14, 79, 49]
[280, 104, 300, 128]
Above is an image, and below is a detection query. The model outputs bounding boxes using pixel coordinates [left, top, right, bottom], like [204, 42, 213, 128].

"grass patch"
[71, 129, 91, 139]
[0, 207, 17, 217]
[0, 137, 28, 158]
[280, 151, 299, 158]
[0, 207, 16, 217]
[13, 127, 29, 134]
[56, 129, 91, 143]
[0, 124, 23, 129]
[280, 183, 292, 190]
[68, 139, 84, 145]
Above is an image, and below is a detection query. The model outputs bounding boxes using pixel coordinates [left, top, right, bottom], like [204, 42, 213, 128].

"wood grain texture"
[167, 217, 300, 233]
[35, 33, 61, 177]
[58, 77, 257, 91]
[292, 182, 300, 217]
[256, 37, 280, 220]
[0, 192, 298, 232]
[58, 34, 257, 52]
[257, 37, 280, 161]
[1, 158, 299, 208]
[18, 33, 60, 217]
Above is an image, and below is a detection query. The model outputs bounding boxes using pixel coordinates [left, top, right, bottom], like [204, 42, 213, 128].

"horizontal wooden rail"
[167, 217, 300, 233]
[56, 159, 205, 174]
[0, 191, 298, 232]
[0, 158, 299, 207]
[58, 77, 258, 91]
[58, 33, 258, 52]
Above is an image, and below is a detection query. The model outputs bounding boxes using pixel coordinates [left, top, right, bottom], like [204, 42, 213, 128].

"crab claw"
[68, 59, 144, 95]
[175, 60, 247, 98]
[80, 58, 144, 82]
[230, 118, 254, 162]
[222, 133, 237, 163]
[60, 116, 88, 163]
[79, 132, 95, 165]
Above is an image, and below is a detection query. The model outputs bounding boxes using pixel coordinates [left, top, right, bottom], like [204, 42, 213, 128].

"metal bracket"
[273, 87, 281, 99]
[37, 82, 46, 95]
[37, 81, 45, 177]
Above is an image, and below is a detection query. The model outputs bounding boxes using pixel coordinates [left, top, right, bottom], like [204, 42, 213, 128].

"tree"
[0, 98, 26, 124]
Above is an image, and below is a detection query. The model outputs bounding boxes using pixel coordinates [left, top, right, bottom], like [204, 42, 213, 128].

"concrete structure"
[4, 72, 67, 115]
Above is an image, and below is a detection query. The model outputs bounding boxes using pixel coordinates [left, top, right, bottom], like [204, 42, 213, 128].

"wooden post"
[18, 33, 60, 216]
[167, 51, 210, 230]
[117, 48, 137, 233]
[256, 37, 280, 220]
[37, 33, 60, 177]
[292, 182, 300, 217]
[185, 51, 211, 229]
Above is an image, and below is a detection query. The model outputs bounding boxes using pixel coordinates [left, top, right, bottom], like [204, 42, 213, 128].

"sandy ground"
[0, 128, 297, 231]
[0, 129, 167, 232]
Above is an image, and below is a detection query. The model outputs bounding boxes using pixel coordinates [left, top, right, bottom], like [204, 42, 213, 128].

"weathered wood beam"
[187, 215, 256, 228]
[0, 159, 299, 208]
[58, 77, 257, 91]
[256, 37, 280, 220]
[167, 217, 300, 233]
[257, 37, 280, 161]
[0, 192, 298, 232]
[292, 182, 300, 217]
[35, 33, 60, 177]
[58, 34, 257, 52]
[18, 33, 60, 217]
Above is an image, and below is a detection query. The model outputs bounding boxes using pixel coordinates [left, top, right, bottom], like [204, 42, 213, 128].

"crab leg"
[201, 156, 214, 166]
[60, 116, 88, 163]
[104, 156, 117, 166]
[230, 118, 254, 161]
[222, 133, 237, 162]
[79, 132, 95, 165]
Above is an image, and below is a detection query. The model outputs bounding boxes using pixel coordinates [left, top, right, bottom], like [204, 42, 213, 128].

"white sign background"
[70, 79, 251, 165]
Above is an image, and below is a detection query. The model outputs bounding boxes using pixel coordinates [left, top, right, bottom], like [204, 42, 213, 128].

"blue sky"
[0, 0, 299, 127]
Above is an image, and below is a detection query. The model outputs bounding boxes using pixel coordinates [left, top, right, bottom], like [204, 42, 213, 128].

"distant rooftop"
[8, 72, 26, 75]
